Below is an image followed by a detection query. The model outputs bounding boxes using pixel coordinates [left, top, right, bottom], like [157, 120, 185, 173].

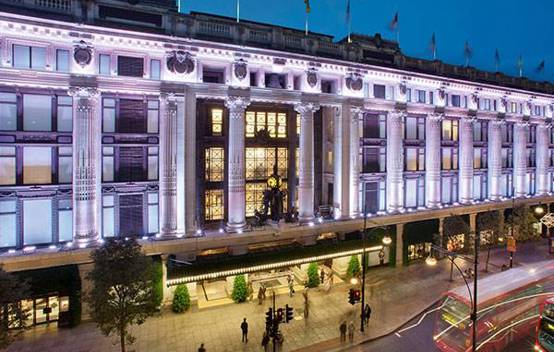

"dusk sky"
[180, 0, 554, 83]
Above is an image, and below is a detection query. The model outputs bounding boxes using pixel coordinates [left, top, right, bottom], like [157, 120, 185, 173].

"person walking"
[241, 318, 249, 343]
[198, 343, 206, 352]
[364, 304, 372, 327]
[302, 289, 309, 318]
[339, 321, 347, 343]
[258, 286, 264, 305]
[261, 331, 270, 352]
[247, 281, 254, 301]
[287, 274, 295, 297]
[348, 321, 355, 343]
[320, 268, 325, 284]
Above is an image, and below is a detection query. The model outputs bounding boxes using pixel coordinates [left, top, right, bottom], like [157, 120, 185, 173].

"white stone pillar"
[513, 121, 527, 197]
[349, 106, 362, 217]
[536, 124, 550, 195]
[70, 87, 100, 245]
[159, 94, 178, 237]
[333, 105, 350, 219]
[488, 120, 503, 200]
[184, 90, 196, 234]
[225, 95, 250, 231]
[458, 117, 474, 204]
[425, 114, 442, 208]
[386, 111, 404, 212]
[295, 102, 320, 223]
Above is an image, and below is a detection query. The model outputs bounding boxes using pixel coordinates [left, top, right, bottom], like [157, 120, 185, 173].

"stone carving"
[438, 87, 445, 100]
[306, 69, 318, 88]
[234, 59, 248, 81]
[399, 81, 407, 95]
[73, 40, 92, 67]
[167, 50, 195, 74]
[471, 93, 479, 105]
[267, 73, 284, 89]
[345, 73, 363, 91]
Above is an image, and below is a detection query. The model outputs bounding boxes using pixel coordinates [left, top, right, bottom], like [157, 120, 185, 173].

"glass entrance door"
[31, 295, 60, 325]
[34, 298, 47, 324]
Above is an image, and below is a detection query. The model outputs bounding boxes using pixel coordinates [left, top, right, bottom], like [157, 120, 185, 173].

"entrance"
[24, 295, 63, 326]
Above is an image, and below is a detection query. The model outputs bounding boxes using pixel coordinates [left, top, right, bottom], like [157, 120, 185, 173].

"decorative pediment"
[167, 50, 195, 74]
[345, 73, 363, 91]
[233, 59, 248, 81]
[73, 40, 93, 67]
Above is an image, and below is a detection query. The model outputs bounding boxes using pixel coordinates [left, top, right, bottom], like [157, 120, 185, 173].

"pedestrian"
[275, 331, 284, 351]
[247, 281, 254, 301]
[262, 284, 267, 301]
[258, 286, 264, 305]
[303, 289, 309, 318]
[339, 321, 347, 343]
[288, 274, 295, 297]
[261, 331, 270, 352]
[198, 343, 206, 352]
[348, 321, 355, 343]
[364, 303, 372, 326]
[320, 268, 325, 284]
[241, 317, 248, 343]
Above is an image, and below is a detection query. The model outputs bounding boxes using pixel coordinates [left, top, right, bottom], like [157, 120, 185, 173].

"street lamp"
[426, 231, 480, 352]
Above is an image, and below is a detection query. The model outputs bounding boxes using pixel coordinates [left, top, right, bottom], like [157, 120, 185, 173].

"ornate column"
[69, 87, 100, 245]
[458, 117, 474, 204]
[425, 114, 442, 208]
[333, 105, 350, 219]
[488, 120, 503, 200]
[225, 95, 250, 232]
[349, 105, 362, 217]
[295, 102, 320, 223]
[159, 93, 178, 237]
[386, 111, 404, 212]
[513, 121, 527, 197]
[536, 124, 550, 195]
[184, 89, 196, 234]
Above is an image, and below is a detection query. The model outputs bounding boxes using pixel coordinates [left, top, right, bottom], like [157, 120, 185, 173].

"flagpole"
[305, 12, 308, 35]
[236, 0, 240, 23]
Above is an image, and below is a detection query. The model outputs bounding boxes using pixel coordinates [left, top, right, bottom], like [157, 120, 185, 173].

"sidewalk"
[6, 240, 552, 352]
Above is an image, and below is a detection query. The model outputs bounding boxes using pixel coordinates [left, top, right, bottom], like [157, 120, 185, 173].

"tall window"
[441, 176, 458, 205]
[526, 172, 536, 195]
[363, 114, 386, 139]
[405, 177, 425, 208]
[526, 148, 536, 167]
[13, 45, 46, 70]
[23, 199, 52, 245]
[99, 54, 111, 75]
[405, 147, 424, 171]
[58, 147, 72, 184]
[363, 147, 386, 173]
[56, 49, 70, 72]
[58, 199, 72, 242]
[473, 120, 487, 142]
[150, 59, 161, 80]
[404, 116, 425, 140]
[147, 193, 159, 234]
[526, 125, 536, 144]
[246, 182, 267, 217]
[473, 148, 487, 169]
[205, 147, 224, 182]
[205, 189, 224, 220]
[442, 119, 458, 141]
[0, 92, 17, 131]
[0, 200, 17, 247]
[23, 94, 52, 131]
[102, 98, 116, 132]
[0, 147, 16, 185]
[102, 147, 114, 182]
[57, 96, 73, 132]
[473, 174, 487, 200]
[442, 147, 458, 170]
[23, 147, 52, 184]
[501, 174, 513, 197]
[501, 123, 513, 143]
[211, 108, 223, 136]
[501, 148, 513, 168]
[147, 147, 158, 181]
[245, 111, 287, 138]
[363, 180, 386, 213]
[102, 195, 115, 237]
[147, 100, 159, 133]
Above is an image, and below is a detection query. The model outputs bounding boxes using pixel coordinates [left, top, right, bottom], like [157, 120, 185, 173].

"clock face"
[267, 176, 281, 189]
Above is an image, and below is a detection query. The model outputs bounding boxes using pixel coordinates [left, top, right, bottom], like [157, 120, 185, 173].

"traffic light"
[265, 308, 273, 331]
[348, 288, 361, 305]
[353, 289, 361, 303]
[285, 304, 294, 323]
[276, 308, 284, 322]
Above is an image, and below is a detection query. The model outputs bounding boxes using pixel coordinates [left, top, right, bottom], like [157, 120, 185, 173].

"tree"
[477, 211, 503, 272]
[172, 285, 191, 313]
[346, 255, 361, 278]
[0, 268, 31, 349]
[441, 215, 470, 281]
[86, 239, 158, 352]
[508, 205, 541, 242]
[231, 275, 248, 303]
[306, 262, 320, 288]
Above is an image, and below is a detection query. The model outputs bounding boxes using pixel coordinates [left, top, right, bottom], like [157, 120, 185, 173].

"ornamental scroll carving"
[166, 50, 195, 74]
[73, 40, 93, 67]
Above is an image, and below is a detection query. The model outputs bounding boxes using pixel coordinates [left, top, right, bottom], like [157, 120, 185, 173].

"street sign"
[540, 212, 554, 228]
[506, 237, 516, 252]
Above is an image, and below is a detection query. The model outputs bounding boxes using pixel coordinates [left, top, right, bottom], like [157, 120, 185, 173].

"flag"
[236, 0, 240, 23]
[517, 55, 524, 77]
[464, 41, 472, 66]
[304, 0, 310, 13]
[494, 49, 500, 71]
[536, 59, 545, 73]
[389, 11, 398, 31]
[429, 32, 436, 60]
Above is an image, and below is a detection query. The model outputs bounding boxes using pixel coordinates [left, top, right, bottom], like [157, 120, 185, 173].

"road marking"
[396, 301, 447, 334]
[394, 332, 402, 338]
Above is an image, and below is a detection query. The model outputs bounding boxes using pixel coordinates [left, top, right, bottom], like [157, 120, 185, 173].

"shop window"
[408, 242, 431, 261]
[23, 199, 52, 245]
[442, 119, 458, 141]
[23, 94, 52, 131]
[147, 100, 159, 133]
[446, 234, 465, 252]
[23, 147, 52, 184]
[0, 146, 16, 185]
[147, 147, 158, 181]
[245, 147, 287, 180]
[0, 200, 17, 247]
[56, 49, 70, 72]
[102, 195, 115, 237]
[147, 193, 158, 234]
[205, 189, 224, 221]
[58, 199, 72, 242]
[211, 108, 223, 136]
[57, 96, 73, 132]
[102, 147, 114, 182]
[245, 111, 287, 138]
[13, 45, 46, 70]
[0, 92, 17, 131]
[58, 147, 72, 184]
[205, 147, 224, 182]
[102, 98, 116, 132]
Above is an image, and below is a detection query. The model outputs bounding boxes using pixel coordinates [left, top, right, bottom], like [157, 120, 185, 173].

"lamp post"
[360, 203, 391, 332]
[426, 231, 479, 352]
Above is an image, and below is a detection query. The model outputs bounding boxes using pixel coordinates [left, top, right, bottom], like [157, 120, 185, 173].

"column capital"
[428, 113, 443, 122]
[536, 122, 553, 130]
[294, 101, 320, 114]
[68, 86, 99, 99]
[160, 92, 178, 102]
[490, 119, 506, 128]
[388, 110, 406, 118]
[225, 95, 250, 113]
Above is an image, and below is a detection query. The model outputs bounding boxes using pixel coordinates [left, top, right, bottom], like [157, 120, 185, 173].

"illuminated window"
[0, 200, 16, 247]
[147, 147, 158, 180]
[23, 94, 52, 131]
[147, 193, 159, 234]
[442, 119, 458, 141]
[24, 199, 52, 245]
[0, 147, 16, 185]
[205, 189, 224, 220]
[23, 147, 52, 184]
[57, 96, 73, 132]
[245, 182, 266, 217]
[0, 93, 17, 131]
[205, 147, 224, 182]
[147, 100, 159, 133]
[296, 113, 301, 135]
[245, 148, 287, 180]
[245, 111, 287, 138]
[58, 199, 72, 242]
[58, 147, 72, 184]
[407, 243, 431, 261]
[211, 108, 223, 136]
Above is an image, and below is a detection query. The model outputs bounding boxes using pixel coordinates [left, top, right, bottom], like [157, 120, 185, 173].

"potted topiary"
[346, 255, 361, 278]
[306, 262, 320, 288]
[172, 284, 191, 313]
[231, 275, 248, 303]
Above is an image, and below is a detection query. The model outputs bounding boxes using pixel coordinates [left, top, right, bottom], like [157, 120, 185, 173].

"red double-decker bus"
[535, 297, 554, 352]
[433, 260, 554, 352]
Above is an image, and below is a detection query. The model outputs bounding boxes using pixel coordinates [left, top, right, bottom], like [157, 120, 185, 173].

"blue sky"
[179, 0, 554, 82]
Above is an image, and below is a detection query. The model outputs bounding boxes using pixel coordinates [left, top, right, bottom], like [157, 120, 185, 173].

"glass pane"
[48, 296, 59, 321]
[405, 179, 417, 207]
[24, 95, 52, 131]
[0, 212, 16, 247]
[24, 199, 52, 245]
[56, 50, 70, 72]
[13, 45, 30, 68]
[58, 209, 72, 242]
[147, 110, 158, 133]
[103, 108, 115, 132]
[99, 54, 111, 75]
[148, 193, 158, 204]
[31, 47, 46, 70]
[0, 100, 17, 131]
[148, 155, 158, 180]
[406, 148, 417, 171]
[57, 105, 72, 132]
[58, 155, 72, 183]
[23, 147, 52, 184]
[150, 59, 160, 80]
[103, 207, 114, 237]
[406, 118, 417, 139]
[148, 204, 158, 234]
[0, 154, 16, 185]
[102, 156, 114, 182]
